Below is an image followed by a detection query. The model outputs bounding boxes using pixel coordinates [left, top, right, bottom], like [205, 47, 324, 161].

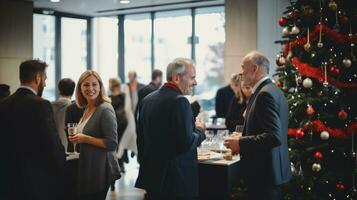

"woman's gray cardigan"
[77, 102, 120, 195]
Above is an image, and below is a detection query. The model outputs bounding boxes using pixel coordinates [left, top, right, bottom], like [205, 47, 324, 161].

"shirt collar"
[20, 86, 37, 95]
[251, 76, 270, 94]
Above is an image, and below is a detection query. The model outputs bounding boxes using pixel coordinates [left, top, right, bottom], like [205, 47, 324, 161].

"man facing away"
[135, 58, 206, 200]
[0, 59, 66, 200]
[51, 78, 75, 152]
[135, 69, 163, 122]
[225, 51, 292, 200]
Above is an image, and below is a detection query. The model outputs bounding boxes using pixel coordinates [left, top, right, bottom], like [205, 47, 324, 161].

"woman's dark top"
[110, 94, 128, 142]
[225, 96, 247, 132]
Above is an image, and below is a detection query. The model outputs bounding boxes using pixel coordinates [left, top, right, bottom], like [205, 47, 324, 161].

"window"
[154, 10, 192, 81]
[92, 17, 118, 91]
[61, 17, 87, 84]
[124, 14, 152, 84]
[195, 6, 225, 111]
[33, 14, 56, 101]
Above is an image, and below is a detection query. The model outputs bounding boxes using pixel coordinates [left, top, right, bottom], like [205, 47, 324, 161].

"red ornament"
[296, 129, 305, 138]
[338, 110, 348, 120]
[306, 105, 315, 115]
[339, 15, 349, 24]
[279, 17, 287, 26]
[314, 151, 323, 159]
[276, 81, 284, 88]
[329, 66, 340, 76]
[336, 182, 345, 191]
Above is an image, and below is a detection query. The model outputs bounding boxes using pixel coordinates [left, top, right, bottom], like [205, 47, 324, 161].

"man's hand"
[195, 119, 206, 130]
[224, 135, 240, 154]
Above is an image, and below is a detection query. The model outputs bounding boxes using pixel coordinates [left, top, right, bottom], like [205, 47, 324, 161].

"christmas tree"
[274, 0, 357, 199]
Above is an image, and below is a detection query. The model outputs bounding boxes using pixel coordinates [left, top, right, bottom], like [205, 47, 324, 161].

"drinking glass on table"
[205, 130, 215, 148]
[217, 130, 229, 155]
[234, 125, 244, 136]
[67, 123, 78, 154]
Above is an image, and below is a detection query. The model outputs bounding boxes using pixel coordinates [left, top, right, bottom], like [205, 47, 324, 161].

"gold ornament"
[342, 58, 352, 68]
[328, 1, 337, 11]
[302, 5, 314, 16]
[304, 28, 311, 51]
[312, 163, 322, 172]
[291, 26, 300, 35]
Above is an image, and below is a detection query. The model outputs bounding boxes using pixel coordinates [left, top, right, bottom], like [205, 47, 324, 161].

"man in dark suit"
[0, 59, 66, 200]
[215, 76, 235, 118]
[225, 51, 292, 200]
[135, 69, 163, 122]
[135, 58, 206, 200]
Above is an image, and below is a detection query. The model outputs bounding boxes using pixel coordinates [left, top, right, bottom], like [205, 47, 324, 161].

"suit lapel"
[242, 79, 272, 136]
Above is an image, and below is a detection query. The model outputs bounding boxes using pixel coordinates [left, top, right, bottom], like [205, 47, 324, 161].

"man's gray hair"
[166, 58, 194, 81]
[245, 51, 270, 74]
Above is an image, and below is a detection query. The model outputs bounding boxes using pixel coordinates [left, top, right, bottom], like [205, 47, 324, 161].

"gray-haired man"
[135, 58, 206, 200]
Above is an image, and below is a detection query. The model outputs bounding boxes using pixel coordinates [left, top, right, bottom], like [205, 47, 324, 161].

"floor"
[106, 156, 145, 200]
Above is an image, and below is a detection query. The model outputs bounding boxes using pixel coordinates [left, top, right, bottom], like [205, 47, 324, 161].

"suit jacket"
[0, 88, 66, 200]
[215, 85, 234, 118]
[135, 82, 159, 122]
[240, 79, 292, 186]
[64, 102, 84, 152]
[51, 98, 72, 152]
[77, 102, 120, 195]
[135, 85, 206, 197]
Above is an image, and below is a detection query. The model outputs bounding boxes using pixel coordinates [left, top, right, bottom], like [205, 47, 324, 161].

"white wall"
[224, 0, 257, 84]
[224, 0, 290, 82]
[257, 0, 290, 75]
[0, 0, 33, 93]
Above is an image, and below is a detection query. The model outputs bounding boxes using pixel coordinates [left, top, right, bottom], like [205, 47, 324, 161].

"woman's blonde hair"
[232, 74, 250, 104]
[75, 70, 111, 108]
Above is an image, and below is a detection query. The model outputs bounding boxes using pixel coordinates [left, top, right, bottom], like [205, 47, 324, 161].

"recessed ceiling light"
[50, 0, 60, 2]
[119, 0, 130, 4]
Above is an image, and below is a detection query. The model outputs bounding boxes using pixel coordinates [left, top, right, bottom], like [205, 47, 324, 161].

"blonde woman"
[225, 73, 252, 132]
[69, 70, 120, 200]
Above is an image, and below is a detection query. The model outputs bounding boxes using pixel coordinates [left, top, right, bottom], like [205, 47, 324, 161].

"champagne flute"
[67, 123, 78, 154]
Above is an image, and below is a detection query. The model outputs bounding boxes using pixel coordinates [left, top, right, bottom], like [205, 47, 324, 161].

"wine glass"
[217, 130, 229, 155]
[205, 130, 215, 148]
[235, 125, 244, 135]
[67, 123, 78, 154]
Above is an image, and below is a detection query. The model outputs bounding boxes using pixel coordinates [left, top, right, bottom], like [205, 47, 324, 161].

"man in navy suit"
[225, 51, 292, 200]
[136, 58, 206, 200]
[0, 59, 66, 200]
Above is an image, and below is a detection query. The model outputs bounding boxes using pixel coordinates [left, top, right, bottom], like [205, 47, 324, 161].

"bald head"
[242, 51, 270, 75]
[240, 51, 270, 87]
[128, 70, 137, 83]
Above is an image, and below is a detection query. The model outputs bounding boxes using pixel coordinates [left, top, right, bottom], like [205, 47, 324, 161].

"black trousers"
[79, 186, 109, 200]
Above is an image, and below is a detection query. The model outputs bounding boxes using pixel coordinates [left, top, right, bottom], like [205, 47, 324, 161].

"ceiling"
[29, 0, 224, 17]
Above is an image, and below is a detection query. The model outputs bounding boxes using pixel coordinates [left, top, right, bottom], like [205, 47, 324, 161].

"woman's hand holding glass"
[67, 123, 79, 154]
